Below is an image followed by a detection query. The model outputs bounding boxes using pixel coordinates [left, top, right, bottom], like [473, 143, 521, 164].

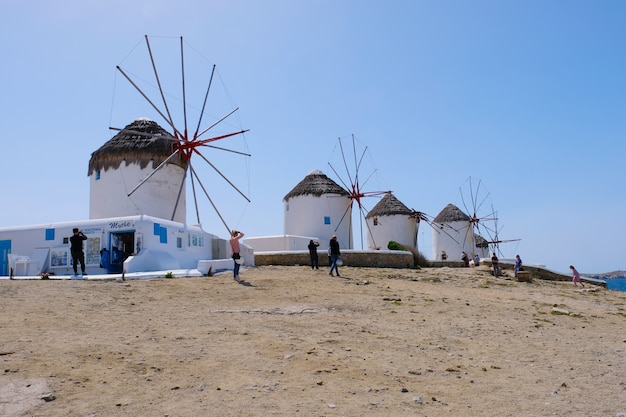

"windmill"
[109, 35, 251, 235]
[409, 209, 460, 254]
[327, 135, 390, 249]
[457, 177, 519, 257]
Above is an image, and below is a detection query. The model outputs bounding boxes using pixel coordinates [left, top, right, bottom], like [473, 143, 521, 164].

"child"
[569, 265, 585, 287]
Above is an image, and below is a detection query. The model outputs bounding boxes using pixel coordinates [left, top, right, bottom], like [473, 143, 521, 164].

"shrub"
[387, 241, 405, 251]
[388, 241, 430, 268]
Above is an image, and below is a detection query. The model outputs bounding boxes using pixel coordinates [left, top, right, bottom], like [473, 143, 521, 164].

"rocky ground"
[1, 265, 625, 417]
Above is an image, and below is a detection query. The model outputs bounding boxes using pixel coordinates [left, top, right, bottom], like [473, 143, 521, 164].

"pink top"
[230, 232, 244, 253]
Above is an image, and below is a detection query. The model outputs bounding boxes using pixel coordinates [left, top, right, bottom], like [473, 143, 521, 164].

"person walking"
[308, 240, 319, 269]
[70, 228, 88, 276]
[491, 252, 500, 277]
[328, 235, 341, 277]
[230, 230, 244, 281]
[569, 265, 585, 287]
[514, 255, 522, 278]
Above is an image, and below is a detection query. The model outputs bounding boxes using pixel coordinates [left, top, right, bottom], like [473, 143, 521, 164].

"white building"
[0, 118, 252, 278]
[431, 203, 489, 261]
[284, 169, 352, 249]
[89, 118, 187, 223]
[246, 169, 351, 252]
[0, 215, 250, 277]
[365, 193, 416, 250]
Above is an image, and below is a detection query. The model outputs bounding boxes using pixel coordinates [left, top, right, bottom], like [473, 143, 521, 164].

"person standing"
[491, 252, 500, 277]
[70, 228, 88, 276]
[514, 255, 523, 278]
[328, 235, 341, 277]
[461, 251, 469, 267]
[230, 230, 244, 281]
[569, 265, 585, 287]
[473, 254, 480, 267]
[308, 240, 320, 270]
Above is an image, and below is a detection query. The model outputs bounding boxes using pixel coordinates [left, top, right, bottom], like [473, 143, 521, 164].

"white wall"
[431, 220, 476, 261]
[89, 163, 186, 223]
[366, 215, 417, 250]
[0, 216, 216, 276]
[245, 235, 319, 252]
[284, 194, 352, 249]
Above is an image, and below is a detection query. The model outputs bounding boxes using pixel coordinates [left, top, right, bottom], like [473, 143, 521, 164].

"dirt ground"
[1, 265, 625, 417]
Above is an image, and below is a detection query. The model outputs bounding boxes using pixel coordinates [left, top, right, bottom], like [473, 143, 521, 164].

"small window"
[154, 223, 161, 236]
[45, 228, 55, 241]
[373, 217, 379, 226]
[188, 233, 205, 248]
[324, 216, 331, 225]
[159, 227, 167, 244]
[176, 237, 182, 249]
[95, 170, 101, 180]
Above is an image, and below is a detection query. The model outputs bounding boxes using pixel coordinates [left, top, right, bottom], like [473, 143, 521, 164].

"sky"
[1, 0, 625, 274]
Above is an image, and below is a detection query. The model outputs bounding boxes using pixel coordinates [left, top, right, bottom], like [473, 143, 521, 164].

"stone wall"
[252, 253, 606, 287]
[254, 250, 414, 269]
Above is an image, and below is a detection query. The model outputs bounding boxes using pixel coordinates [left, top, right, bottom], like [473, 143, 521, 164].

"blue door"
[0, 240, 11, 276]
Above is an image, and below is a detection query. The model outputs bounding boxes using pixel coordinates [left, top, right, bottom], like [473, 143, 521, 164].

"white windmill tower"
[101, 35, 251, 235]
[88, 118, 188, 223]
[433, 178, 514, 262]
[283, 169, 351, 248]
[365, 193, 416, 250]
[431, 203, 473, 261]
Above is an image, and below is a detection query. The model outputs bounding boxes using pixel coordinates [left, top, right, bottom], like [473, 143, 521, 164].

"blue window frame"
[45, 228, 55, 241]
[324, 216, 331, 225]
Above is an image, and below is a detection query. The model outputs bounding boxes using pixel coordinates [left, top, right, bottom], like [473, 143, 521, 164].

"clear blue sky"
[1, 0, 624, 274]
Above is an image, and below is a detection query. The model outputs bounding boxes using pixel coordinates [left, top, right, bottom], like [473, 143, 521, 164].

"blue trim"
[45, 228, 55, 241]
[0, 240, 11, 276]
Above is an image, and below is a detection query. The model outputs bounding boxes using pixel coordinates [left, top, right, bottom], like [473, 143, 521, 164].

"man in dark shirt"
[328, 235, 341, 277]
[491, 252, 500, 277]
[70, 228, 88, 276]
[308, 240, 319, 270]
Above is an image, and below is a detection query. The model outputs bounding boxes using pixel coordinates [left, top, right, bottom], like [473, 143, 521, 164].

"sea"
[604, 277, 626, 292]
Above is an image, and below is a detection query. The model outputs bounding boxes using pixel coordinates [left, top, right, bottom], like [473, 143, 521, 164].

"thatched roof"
[475, 234, 489, 248]
[88, 118, 187, 175]
[365, 193, 411, 219]
[433, 203, 470, 223]
[283, 169, 349, 201]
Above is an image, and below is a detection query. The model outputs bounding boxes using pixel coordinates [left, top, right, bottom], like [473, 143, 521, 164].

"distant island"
[585, 270, 626, 279]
